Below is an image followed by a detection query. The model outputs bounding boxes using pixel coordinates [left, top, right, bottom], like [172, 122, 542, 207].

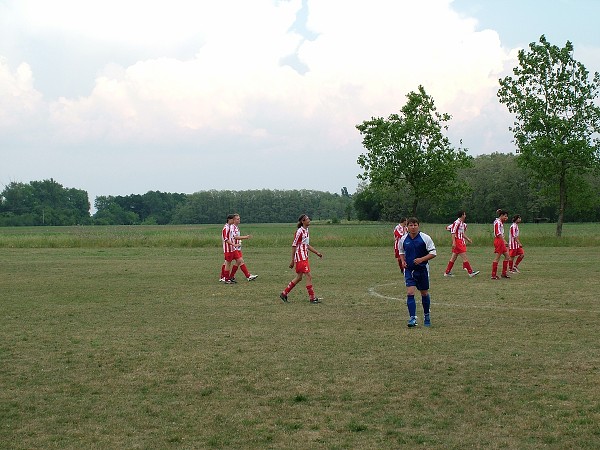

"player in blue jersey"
[399, 217, 437, 327]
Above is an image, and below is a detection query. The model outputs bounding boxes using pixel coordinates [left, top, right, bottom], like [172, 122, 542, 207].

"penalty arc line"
[367, 282, 600, 315]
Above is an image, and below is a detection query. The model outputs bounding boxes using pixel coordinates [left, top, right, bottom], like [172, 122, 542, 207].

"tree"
[498, 35, 600, 236]
[0, 179, 90, 226]
[356, 85, 471, 216]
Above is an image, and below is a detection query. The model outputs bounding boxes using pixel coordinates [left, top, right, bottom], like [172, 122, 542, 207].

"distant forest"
[1, 153, 599, 226]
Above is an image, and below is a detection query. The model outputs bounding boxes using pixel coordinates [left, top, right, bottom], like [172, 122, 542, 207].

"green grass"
[1, 221, 600, 248]
[1, 225, 600, 449]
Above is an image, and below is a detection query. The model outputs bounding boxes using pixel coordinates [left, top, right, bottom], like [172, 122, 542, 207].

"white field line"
[368, 282, 600, 314]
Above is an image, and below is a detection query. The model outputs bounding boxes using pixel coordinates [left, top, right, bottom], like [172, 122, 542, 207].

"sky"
[2, 0, 600, 210]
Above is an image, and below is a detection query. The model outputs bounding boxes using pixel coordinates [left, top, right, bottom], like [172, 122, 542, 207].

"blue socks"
[422, 294, 430, 315]
[407, 295, 416, 317]
[407, 294, 430, 318]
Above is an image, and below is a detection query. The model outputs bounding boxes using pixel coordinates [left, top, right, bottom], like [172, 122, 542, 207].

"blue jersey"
[399, 232, 436, 270]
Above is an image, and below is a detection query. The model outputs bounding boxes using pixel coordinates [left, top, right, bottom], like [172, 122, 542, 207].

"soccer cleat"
[219, 277, 226, 283]
[229, 277, 237, 283]
[279, 292, 289, 303]
[501, 274, 511, 279]
[309, 297, 322, 304]
[443, 272, 454, 277]
[511, 267, 520, 273]
[407, 316, 418, 327]
[225, 279, 234, 284]
[491, 275, 500, 280]
[247, 274, 258, 281]
[469, 270, 480, 278]
[424, 313, 431, 327]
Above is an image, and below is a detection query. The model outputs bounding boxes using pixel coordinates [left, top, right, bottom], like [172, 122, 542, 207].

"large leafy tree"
[0, 179, 90, 225]
[498, 35, 600, 236]
[356, 85, 471, 216]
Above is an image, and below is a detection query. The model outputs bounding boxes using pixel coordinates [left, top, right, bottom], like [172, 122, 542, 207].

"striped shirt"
[493, 218, 504, 239]
[393, 224, 407, 254]
[450, 218, 467, 245]
[230, 224, 242, 250]
[509, 223, 521, 250]
[292, 226, 310, 262]
[222, 224, 234, 253]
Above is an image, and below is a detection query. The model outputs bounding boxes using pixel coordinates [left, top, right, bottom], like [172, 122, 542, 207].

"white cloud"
[6, 0, 599, 202]
[0, 57, 44, 131]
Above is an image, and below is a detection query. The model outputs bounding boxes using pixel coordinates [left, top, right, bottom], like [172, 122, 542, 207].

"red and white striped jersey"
[450, 218, 467, 244]
[229, 224, 242, 250]
[509, 223, 521, 249]
[393, 224, 407, 254]
[292, 226, 310, 262]
[493, 218, 504, 239]
[222, 223, 234, 253]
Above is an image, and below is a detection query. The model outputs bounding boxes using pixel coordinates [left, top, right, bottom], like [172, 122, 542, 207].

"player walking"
[399, 217, 437, 327]
[279, 214, 323, 304]
[220, 214, 235, 283]
[228, 214, 258, 282]
[491, 209, 510, 279]
[393, 217, 407, 273]
[509, 214, 525, 273]
[443, 210, 479, 277]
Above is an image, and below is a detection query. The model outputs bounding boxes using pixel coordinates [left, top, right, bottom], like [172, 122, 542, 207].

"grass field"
[1, 223, 599, 449]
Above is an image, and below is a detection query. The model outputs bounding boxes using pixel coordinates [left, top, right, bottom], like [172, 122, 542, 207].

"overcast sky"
[2, 0, 599, 209]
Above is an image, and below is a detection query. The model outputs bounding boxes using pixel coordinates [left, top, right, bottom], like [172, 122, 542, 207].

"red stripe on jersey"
[222, 224, 235, 253]
[493, 218, 504, 238]
[292, 227, 310, 262]
[393, 224, 406, 252]
[450, 219, 467, 244]
[230, 224, 241, 250]
[509, 223, 520, 249]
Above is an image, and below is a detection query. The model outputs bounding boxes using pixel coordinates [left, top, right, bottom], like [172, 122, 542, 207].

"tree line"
[1, 153, 599, 227]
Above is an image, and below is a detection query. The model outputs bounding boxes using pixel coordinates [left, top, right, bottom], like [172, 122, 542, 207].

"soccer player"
[443, 210, 480, 278]
[491, 209, 510, 279]
[399, 217, 437, 327]
[228, 214, 258, 282]
[220, 214, 235, 283]
[509, 214, 525, 273]
[393, 217, 408, 272]
[279, 214, 323, 304]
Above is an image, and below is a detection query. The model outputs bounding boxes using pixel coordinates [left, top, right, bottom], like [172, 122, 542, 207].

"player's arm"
[307, 245, 322, 258]
[415, 235, 437, 264]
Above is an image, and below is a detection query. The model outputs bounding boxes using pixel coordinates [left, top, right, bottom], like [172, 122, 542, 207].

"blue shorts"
[404, 267, 430, 291]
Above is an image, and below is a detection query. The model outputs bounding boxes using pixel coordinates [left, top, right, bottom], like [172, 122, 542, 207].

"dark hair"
[226, 214, 235, 221]
[297, 214, 308, 228]
[512, 214, 521, 222]
[399, 217, 407, 224]
[457, 210, 466, 218]
[407, 216, 419, 225]
[496, 209, 508, 217]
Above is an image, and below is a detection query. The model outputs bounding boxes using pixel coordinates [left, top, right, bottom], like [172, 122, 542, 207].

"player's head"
[226, 214, 235, 223]
[512, 214, 521, 223]
[399, 216, 407, 225]
[457, 210, 466, 219]
[297, 214, 310, 228]
[496, 209, 508, 218]
[406, 217, 420, 234]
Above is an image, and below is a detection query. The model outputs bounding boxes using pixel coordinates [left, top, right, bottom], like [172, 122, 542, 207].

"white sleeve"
[422, 233, 437, 256]
[398, 234, 407, 255]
